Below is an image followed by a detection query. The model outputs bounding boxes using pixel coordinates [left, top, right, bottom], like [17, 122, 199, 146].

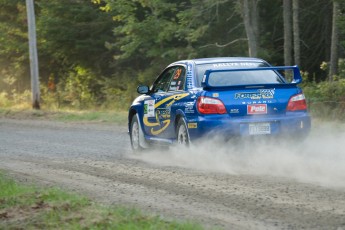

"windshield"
[195, 62, 285, 87]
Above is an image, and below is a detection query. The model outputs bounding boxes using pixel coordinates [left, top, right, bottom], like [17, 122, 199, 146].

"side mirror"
[137, 85, 149, 94]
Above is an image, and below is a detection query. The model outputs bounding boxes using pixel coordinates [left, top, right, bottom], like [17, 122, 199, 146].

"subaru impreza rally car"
[128, 57, 311, 151]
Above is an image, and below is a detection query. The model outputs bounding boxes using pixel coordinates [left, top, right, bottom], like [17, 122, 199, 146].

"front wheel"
[130, 115, 142, 152]
[176, 118, 190, 147]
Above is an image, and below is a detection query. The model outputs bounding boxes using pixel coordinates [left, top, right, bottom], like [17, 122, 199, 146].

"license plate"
[249, 123, 271, 135]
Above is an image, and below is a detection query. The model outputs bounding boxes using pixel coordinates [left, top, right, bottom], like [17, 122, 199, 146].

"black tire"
[176, 118, 190, 147]
[130, 115, 142, 152]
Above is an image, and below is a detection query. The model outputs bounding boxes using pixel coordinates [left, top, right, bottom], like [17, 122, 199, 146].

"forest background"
[1, 0, 345, 120]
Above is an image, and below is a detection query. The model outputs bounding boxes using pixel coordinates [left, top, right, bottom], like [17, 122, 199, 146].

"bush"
[0, 92, 11, 107]
[303, 79, 345, 120]
[0, 90, 31, 108]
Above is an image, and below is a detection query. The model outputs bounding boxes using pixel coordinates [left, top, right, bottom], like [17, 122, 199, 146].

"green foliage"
[0, 0, 30, 92]
[0, 92, 11, 107]
[37, 0, 114, 73]
[0, 0, 345, 114]
[58, 66, 98, 108]
[304, 80, 345, 102]
[303, 67, 345, 121]
[104, 0, 190, 66]
[0, 90, 31, 108]
[0, 172, 203, 229]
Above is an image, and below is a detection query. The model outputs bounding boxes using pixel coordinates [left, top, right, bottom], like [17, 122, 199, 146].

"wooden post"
[26, 0, 40, 109]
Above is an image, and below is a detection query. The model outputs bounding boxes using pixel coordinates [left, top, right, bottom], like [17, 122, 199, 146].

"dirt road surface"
[1, 118, 345, 229]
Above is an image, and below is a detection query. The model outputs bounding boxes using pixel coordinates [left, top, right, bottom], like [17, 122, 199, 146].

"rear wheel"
[130, 115, 142, 152]
[176, 118, 190, 147]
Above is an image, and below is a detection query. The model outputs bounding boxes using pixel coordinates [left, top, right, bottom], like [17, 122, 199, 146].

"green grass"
[0, 172, 202, 230]
[55, 110, 127, 123]
[0, 108, 128, 125]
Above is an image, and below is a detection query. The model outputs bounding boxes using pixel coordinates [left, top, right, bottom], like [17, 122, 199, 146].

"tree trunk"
[283, 0, 292, 66]
[329, 1, 339, 81]
[251, 0, 259, 46]
[292, 0, 300, 67]
[242, 0, 259, 57]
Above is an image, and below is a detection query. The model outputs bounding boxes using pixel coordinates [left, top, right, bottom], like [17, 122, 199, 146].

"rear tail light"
[287, 93, 307, 111]
[197, 96, 227, 114]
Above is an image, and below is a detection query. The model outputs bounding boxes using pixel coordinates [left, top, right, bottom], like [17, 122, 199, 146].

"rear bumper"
[187, 112, 311, 140]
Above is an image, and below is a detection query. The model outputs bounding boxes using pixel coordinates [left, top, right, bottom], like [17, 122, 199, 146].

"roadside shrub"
[0, 92, 11, 107]
[303, 79, 345, 120]
[40, 85, 59, 110]
[58, 66, 97, 109]
[0, 90, 31, 108]
[11, 89, 31, 105]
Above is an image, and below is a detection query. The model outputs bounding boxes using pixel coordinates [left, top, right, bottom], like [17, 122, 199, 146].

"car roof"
[172, 57, 267, 65]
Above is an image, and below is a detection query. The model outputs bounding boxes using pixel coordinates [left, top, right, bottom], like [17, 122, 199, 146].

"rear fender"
[174, 109, 187, 132]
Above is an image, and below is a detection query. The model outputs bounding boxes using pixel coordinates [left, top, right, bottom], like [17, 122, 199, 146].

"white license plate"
[249, 123, 271, 135]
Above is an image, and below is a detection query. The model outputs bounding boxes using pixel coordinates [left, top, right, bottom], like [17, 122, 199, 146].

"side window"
[152, 68, 175, 93]
[168, 66, 186, 91]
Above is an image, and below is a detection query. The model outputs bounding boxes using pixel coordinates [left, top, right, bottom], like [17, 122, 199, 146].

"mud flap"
[136, 113, 150, 148]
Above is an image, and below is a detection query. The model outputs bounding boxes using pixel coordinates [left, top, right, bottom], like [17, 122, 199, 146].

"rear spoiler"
[201, 66, 302, 89]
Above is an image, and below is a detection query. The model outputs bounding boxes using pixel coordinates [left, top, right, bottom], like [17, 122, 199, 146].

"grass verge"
[0, 108, 127, 125]
[0, 172, 202, 230]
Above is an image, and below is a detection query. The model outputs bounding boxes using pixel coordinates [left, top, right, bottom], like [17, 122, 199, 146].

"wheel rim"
[131, 120, 140, 149]
[177, 123, 188, 145]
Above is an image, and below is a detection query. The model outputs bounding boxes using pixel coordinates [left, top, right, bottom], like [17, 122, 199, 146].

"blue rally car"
[128, 57, 311, 151]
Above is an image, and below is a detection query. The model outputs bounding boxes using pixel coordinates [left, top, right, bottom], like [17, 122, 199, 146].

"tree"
[283, 0, 292, 66]
[329, 0, 339, 81]
[0, 0, 30, 92]
[241, 0, 259, 57]
[292, 0, 300, 67]
[37, 0, 114, 77]
[35, 0, 116, 107]
[178, 0, 246, 58]
[1, 0, 344, 109]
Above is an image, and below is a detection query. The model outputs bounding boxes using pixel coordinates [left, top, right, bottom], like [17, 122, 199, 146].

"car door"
[143, 66, 187, 139]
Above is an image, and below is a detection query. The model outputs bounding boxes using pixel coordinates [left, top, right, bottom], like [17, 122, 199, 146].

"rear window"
[195, 62, 285, 87]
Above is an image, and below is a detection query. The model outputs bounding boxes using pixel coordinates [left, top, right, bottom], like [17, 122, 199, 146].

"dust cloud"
[131, 122, 345, 188]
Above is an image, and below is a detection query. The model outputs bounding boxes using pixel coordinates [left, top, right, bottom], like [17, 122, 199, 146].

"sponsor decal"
[230, 108, 239, 114]
[157, 108, 170, 119]
[188, 123, 198, 129]
[151, 120, 170, 135]
[144, 104, 148, 114]
[235, 89, 275, 100]
[247, 104, 267, 115]
[185, 102, 195, 114]
[212, 62, 259, 68]
[144, 100, 155, 117]
[143, 93, 190, 135]
[186, 63, 193, 89]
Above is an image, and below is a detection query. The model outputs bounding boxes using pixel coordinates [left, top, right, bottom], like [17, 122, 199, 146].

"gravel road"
[0, 118, 345, 229]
